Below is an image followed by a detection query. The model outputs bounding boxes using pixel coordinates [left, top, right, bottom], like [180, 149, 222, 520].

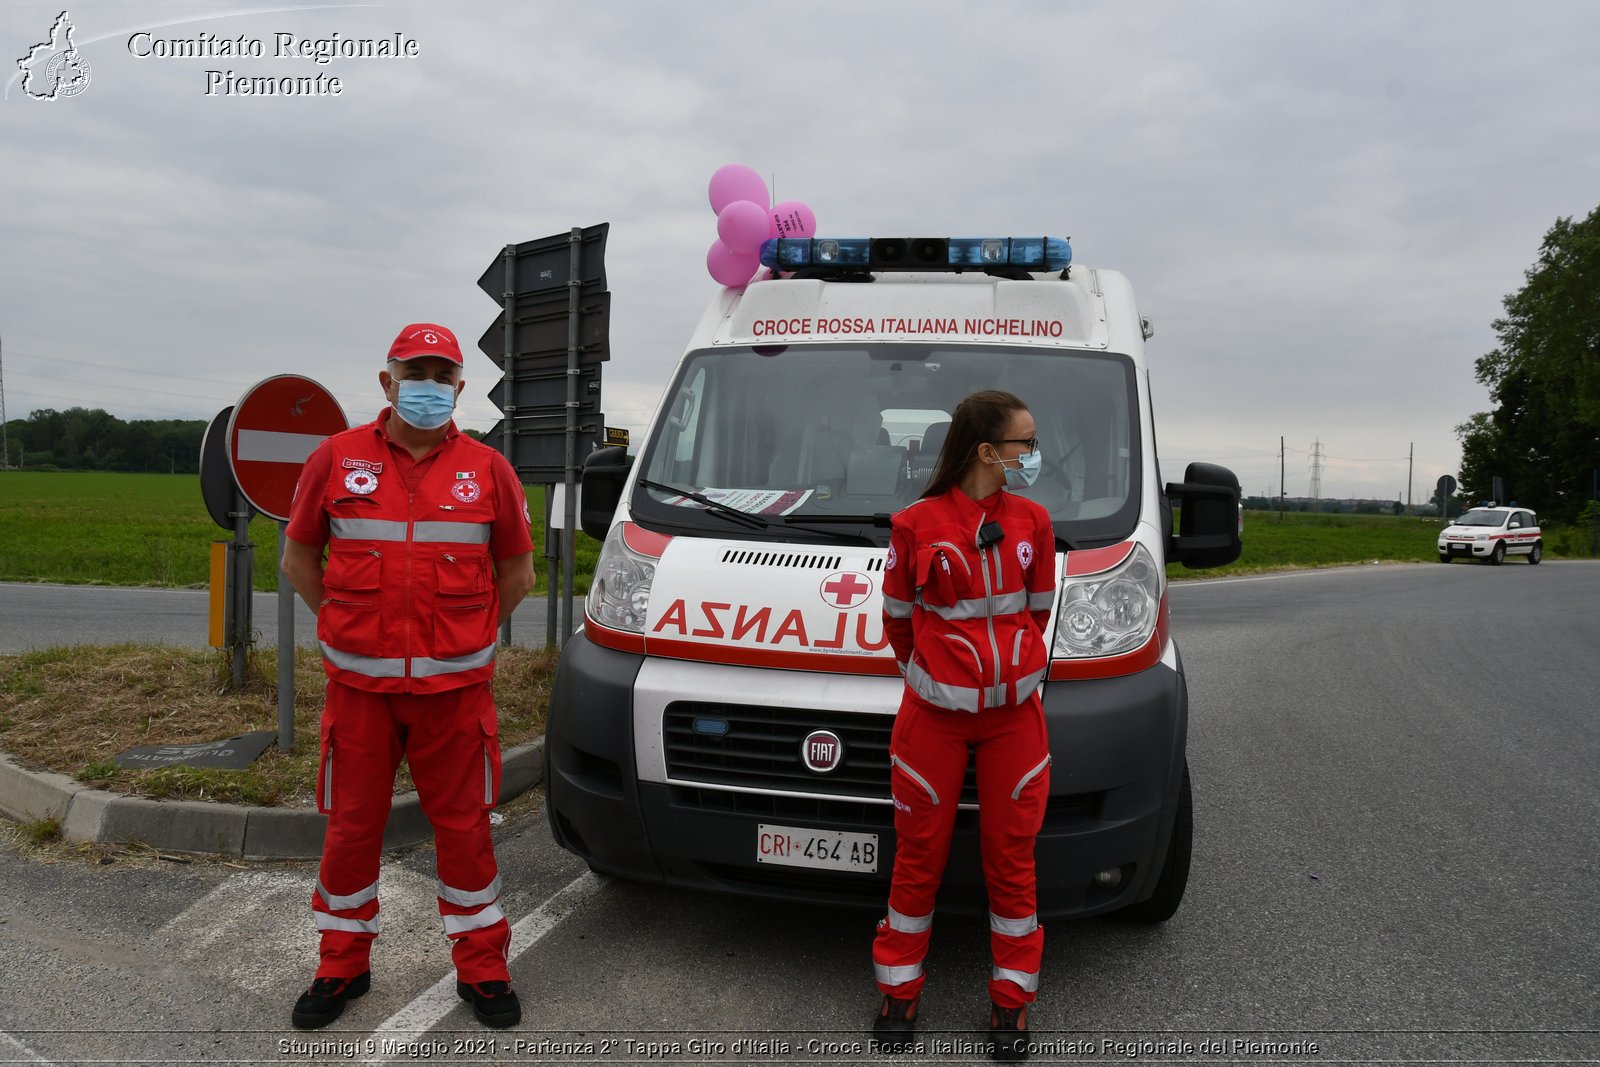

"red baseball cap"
[387, 323, 463, 366]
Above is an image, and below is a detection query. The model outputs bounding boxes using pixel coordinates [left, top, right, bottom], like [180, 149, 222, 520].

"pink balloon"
[708, 163, 769, 215]
[769, 200, 817, 239]
[706, 239, 759, 287]
[717, 200, 771, 255]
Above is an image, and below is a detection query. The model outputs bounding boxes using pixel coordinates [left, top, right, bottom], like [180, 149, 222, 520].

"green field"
[0, 470, 600, 594]
[0, 472, 1591, 591]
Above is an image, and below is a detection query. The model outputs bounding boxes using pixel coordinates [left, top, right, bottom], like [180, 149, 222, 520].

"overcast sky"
[4, 0, 1599, 502]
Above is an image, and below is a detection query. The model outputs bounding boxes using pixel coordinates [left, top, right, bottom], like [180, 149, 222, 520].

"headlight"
[586, 523, 659, 633]
[1474, 533, 1490, 541]
[1053, 542, 1162, 658]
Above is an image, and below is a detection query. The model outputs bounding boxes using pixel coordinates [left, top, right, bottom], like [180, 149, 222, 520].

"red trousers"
[872, 694, 1050, 1009]
[311, 680, 510, 983]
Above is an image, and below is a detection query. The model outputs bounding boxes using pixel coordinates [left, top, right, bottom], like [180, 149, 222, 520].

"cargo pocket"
[479, 702, 503, 810]
[435, 552, 493, 659]
[320, 548, 382, 641]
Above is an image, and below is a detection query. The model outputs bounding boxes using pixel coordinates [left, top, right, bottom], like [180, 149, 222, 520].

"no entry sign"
[227, 375, 348, 521]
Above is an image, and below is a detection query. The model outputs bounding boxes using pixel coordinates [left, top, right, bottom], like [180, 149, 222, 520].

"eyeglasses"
[999, 437, 1039, 452]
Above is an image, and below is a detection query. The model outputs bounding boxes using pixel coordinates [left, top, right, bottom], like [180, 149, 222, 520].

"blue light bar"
[692, 717, 730, 737]
[760, 236, 1070, 273]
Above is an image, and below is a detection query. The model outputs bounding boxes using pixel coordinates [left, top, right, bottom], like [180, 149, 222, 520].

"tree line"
[1458, 204, 1600, 523]
[4, 408, 208, 473]
[2, 408, 489, 473]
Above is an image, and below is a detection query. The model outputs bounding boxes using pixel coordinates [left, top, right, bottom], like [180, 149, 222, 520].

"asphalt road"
[0, 582, 557, 652]
[2, 561, 1597, 1064]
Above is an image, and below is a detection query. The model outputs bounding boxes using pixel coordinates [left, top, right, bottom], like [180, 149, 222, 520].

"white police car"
[1437, 506, 1542, 565]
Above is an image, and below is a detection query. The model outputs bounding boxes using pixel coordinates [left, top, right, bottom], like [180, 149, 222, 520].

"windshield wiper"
[636, 478, 769, 530]
[790, 513, 892, 526]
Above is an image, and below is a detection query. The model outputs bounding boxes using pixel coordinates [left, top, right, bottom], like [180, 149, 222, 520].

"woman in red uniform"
[872, 390, 1055, 1061]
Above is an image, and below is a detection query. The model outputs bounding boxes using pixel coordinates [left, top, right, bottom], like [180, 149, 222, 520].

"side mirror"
[579, 447, 631, 540]
[1166, 461, 1242, 569]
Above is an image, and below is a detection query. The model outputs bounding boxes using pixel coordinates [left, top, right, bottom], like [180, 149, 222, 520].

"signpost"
[206, 376, 347, 752]
[1436, 474, 1457, 520]
[479, 224, 610, 648]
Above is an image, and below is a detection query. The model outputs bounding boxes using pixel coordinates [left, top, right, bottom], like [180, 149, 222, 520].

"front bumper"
[1439, 539, 1491, 557]
[545, 630, 1188, 918]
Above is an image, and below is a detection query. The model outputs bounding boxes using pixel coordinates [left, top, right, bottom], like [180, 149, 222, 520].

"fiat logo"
[801, 730, 844, 774]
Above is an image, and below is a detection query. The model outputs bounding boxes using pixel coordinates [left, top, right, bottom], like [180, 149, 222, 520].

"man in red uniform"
[282, 323, 535, 1030]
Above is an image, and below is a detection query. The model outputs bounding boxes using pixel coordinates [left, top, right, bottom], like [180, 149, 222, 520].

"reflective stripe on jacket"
[882, 487, 1055, 713]
[314, 427, 502, 694]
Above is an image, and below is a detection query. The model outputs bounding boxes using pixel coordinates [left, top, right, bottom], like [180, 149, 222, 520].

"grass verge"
[0, 470, 601, 593]
[0, 643, 557, 807]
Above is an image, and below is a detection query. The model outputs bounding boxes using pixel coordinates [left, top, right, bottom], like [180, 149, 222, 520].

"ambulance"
[545, 234, 1241, 921]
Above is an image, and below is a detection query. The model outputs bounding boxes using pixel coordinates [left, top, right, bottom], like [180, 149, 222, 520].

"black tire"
[1529, 542, 1543, 565]
[1116, 761, 1192, 923]
[1438, 553, 1451, 564]
[1490, 542, 1506, 565]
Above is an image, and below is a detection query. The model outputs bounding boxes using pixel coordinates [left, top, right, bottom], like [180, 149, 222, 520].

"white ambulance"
[546, 235, 1241, 921]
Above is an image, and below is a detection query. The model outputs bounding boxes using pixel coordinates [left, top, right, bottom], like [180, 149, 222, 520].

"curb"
[0, 738, 544, 860]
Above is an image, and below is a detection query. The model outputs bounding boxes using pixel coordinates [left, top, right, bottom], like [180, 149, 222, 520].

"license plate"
[757, 823, 879, 874]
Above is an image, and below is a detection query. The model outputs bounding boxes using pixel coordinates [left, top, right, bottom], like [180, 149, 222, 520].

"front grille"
[663, 702, 1104, 828]
[664, 702, 978, 803]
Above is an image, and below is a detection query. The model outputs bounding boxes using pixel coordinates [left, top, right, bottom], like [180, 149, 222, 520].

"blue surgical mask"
[1002, 449, 1041, 491]
[394, 378, 456, 430]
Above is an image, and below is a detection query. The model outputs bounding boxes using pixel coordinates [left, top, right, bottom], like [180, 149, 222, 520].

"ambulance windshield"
[632, 344, 1141, 546]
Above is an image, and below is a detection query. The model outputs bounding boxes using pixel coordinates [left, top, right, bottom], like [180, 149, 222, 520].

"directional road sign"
[477, 224, 608, 299]
[478, 289, 611, 366]
[227, 375, 348, 522]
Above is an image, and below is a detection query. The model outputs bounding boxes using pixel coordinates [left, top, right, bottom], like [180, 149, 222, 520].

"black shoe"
[988, 1002, 1029, 1061]
[871, 994, 920, 1052]
[456, 979, 522, 1028]
[291, 971, 370, 1029]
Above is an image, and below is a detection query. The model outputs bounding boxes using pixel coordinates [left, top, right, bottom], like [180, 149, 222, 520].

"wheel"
[1116, 761, 1192, 923]
[1438, 553, 1451, 563]
[1528, 542, 1543, 565]
[1490, 542, 1506, 565]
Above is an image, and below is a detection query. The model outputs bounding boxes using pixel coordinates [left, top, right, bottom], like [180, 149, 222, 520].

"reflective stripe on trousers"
[438, 874, 502, 909]
[989, 911, 1039, 937]
[315, 913, 380, 935]
[317, 877, 378, 912]
[874, 961, 923, 987]
[887, 907, 933, 934]
[442, 903, 506, 936]
[992, 965, 1040, 993]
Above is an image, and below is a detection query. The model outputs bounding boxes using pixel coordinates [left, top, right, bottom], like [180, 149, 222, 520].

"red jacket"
[883, 487, 1055, 713]
[289, 414, 528, 694]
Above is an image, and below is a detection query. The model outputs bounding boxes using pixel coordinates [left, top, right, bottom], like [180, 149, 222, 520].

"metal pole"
[230, 489, 254, 691]
[1, 333, 9, 470]
[1406, 443, 1413, 516]
[500, 242, 517, 648]
[561, 227, 581, 645]
[1279, 436, 1285, 521]
[545, 486, 558, 649]
[276, 523, 295, 751]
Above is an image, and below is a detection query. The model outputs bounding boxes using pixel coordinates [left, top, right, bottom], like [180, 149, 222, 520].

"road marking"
[0, 1030, 55, 1065]
[155, 867, 444, 995]
[363, 870, 606, 1062]
[1173, 566, 1426, 589]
